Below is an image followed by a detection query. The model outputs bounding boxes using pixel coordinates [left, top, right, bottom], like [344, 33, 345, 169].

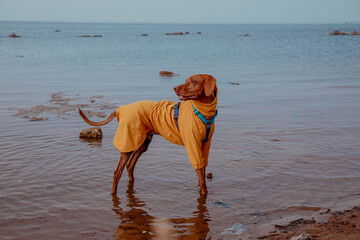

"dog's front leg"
[196, 167, 208, 195]
[112, 152, 133, 195]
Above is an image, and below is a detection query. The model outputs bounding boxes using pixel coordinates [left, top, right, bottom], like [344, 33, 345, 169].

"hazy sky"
[0, 0, 359, 24]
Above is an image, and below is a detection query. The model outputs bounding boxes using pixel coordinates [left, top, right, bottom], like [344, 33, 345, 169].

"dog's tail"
[78, 108, 116, 126]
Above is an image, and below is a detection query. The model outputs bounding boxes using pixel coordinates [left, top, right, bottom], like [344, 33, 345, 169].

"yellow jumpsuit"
[113, 90, 218, 170]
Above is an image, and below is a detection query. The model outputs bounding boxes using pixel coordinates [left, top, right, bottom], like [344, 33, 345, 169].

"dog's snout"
[173, 86, 179, 93]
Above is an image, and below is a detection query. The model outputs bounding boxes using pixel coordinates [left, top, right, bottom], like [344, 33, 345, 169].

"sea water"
[1, 21, 360, 239]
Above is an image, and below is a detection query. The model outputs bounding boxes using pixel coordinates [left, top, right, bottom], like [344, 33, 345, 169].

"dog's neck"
[199, 96, 213, 103]
[198, 90, 216, 104]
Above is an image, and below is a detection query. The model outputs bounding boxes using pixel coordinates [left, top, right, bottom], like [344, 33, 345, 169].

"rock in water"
[165, 32, 183, 35]
[79, 127, 102, 139]
[349, 30, 359, 35]
[159, 71, 178, 76]
[212, 199, 230, 208]
[9, 31, 20, 38]
[329, 30, 347, 35]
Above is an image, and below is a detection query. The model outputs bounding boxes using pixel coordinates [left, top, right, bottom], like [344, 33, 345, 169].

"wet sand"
[248, 206, 360, 240]
[13, 92, 117, 121]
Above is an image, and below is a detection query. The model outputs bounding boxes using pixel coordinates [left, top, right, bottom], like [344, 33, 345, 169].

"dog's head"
[173, 74, 217, 101]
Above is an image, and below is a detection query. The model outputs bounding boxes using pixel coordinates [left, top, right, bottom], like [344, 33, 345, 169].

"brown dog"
[79, 74, 218, 195]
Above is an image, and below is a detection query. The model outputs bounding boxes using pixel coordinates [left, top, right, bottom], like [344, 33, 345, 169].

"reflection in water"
[112, 182, 154, 239]
[169, 195, 210, 239]
[79, 138, 102, 147]
[112, 182, 211, 239]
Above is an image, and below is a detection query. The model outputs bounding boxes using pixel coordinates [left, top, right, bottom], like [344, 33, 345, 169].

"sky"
[0, 0, 359, 24]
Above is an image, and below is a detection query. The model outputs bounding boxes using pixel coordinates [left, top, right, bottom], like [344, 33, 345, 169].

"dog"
[78, 74, 218, 195]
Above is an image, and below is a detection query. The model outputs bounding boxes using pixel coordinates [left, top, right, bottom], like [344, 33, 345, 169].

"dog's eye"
[191, 79, 196, 84]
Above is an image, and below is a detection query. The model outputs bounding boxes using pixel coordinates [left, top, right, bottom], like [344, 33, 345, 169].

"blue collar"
[173, 103, 218, 143]
[192, 105, 218, 142]
[192, 105, 217, 126]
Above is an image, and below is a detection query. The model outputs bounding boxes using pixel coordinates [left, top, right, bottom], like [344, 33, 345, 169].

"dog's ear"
[202, 74, 216, 97]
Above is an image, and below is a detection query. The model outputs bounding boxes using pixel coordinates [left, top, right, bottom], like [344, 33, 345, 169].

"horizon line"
[1, 20, 359, 25]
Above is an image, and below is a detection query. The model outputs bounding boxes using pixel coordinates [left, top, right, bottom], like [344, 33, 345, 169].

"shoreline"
[243, 206, 360, 239]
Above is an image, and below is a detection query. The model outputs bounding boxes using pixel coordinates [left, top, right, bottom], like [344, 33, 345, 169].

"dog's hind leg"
[126, 133, 153, 181]
[112, 152, 133, 195]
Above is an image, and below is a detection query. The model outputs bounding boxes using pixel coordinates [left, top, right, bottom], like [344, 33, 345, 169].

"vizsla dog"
[78, 74, 218, 195]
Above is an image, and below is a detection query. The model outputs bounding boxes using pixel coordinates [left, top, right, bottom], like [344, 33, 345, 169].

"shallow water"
[1, 22, 360, 239]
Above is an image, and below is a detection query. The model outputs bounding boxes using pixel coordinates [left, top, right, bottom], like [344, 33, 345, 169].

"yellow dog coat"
[113, 88, 218, 169]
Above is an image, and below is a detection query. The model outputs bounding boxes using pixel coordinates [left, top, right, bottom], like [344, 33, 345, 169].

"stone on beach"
[79, 127, 103, 139]
[290, 234, 313, 240]
[140, 33, 148, 36]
